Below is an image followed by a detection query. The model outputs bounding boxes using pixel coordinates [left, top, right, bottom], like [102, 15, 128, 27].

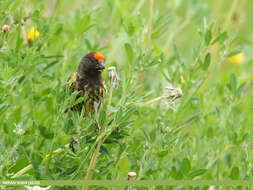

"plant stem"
[224, 0, 239, 30]
[137, 0, 154, 96]
[139, 96, 164, 107]
[48, 0, 59, 16]
[11, 144, 69, 178]
[147, 0, 153, 47]
[137, 71, 146, 95]
[199, 0, 239, 93]
[21, 25, 27, 44]
[12, 78, 114, 182]
[83, 80, 114, 190]
[11, 165, 33, 179]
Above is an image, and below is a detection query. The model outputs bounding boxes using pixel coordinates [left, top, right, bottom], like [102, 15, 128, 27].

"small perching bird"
[66, 51, 106, 152]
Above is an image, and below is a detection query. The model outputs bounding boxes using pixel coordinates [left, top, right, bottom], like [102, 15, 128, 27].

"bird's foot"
[69, 135, 77, 153]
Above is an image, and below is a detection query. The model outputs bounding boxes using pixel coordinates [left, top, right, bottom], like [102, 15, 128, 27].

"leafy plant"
[0, 0, 253, 190]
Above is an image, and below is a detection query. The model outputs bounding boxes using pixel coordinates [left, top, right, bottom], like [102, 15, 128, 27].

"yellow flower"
[228, 52, 245, 65]
[180, 75, 185, 83]
[27, 27, 40, 43]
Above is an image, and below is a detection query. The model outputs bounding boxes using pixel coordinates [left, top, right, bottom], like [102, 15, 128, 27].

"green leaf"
[207, 127, 214, 139]
[121, 107, 136, 122]
[128, 24, 135, 36]
[9, 0, 24, 13]
[170, 166, 183, 180]
[108, 106, 118, 113]
[215, 106, 220, 117]
[74, 95, 87, 105]
[79, 15, 92, 33]
[125, 23, 135, 36]
[212, 32, 228, 45]
[227, 73, 237, 94]
[150, 128, 156, 141]
[230, 73, 237, 91]
[39, 125, 54, 139]
[224, 154, 231, 167]
[230, 166, 240, 179]
[11, 106, 22, 123]
[0, 102, 8, 114]
[31, 152, 43, 179]
[156, 150, 168, 157]
[124, 43, 134, 63]
[202, 53, 211, 70]
[98, 109, 106, 127]
[84, 39, 92, 49]
[141, 128, 150, 141]
[100, 145, 110, 155]
[227, 49, 241, 57]
[181, 158, 191, 174]
[9, 156, 29, 173]
[43, 60, 60, 71]
[188, 169, 207, 178]
[205, 30, 212, 45]
[116, 157, 130, 179]
[45, 96, 54, 113]
[118, 120, 134, 128]
[173, 44, 183, 64]
[30, 10, 40, 24]
[162, 71, 171, 82]
[236, 82, 246, 96]
[115, 107, 123, 123]
[184, 110, 201, 124]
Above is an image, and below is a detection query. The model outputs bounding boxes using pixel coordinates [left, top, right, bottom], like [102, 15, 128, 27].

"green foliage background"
[0, 0, 253, 189]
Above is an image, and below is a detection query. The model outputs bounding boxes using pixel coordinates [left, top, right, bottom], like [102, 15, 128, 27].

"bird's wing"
[66, 72, 79, 91]
[65, 72, 85, 112]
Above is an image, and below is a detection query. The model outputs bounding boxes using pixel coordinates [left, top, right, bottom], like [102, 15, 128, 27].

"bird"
[65, 51, 106, 152]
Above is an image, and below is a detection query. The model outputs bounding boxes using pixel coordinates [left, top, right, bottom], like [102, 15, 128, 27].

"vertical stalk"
[21, 25, 27, 44]
[147, 0, 153, 47]
[83, 80, 114, 190]
[137, 0, 154, 96]
[137, 72, 146, 95]
[224, 0, 239, 30]
[128, 172, 137, 190]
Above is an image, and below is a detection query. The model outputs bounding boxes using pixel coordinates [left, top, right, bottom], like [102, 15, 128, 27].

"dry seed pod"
[2, 25, 10, 33]
[127, 171, 137, 180]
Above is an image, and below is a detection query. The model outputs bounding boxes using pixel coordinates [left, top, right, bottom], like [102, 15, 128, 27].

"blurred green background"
[1, 0, 253, 189]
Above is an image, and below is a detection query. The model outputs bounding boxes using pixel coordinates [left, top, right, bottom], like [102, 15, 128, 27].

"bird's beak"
[99, 60, 105, 70]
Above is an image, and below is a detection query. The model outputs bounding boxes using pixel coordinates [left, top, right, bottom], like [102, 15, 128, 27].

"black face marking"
[77, 52, 105, 78]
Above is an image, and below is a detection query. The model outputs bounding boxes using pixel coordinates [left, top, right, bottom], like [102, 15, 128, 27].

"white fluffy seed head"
[108, 66, 120, 88]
